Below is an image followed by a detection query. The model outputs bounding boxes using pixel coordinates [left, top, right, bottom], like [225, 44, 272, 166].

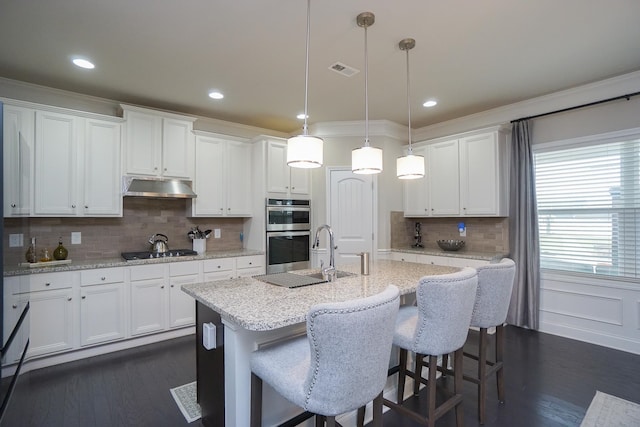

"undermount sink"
[305, 270, 355, 280]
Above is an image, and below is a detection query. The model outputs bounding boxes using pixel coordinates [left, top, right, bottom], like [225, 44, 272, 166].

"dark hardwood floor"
[1, 326, 639, 427]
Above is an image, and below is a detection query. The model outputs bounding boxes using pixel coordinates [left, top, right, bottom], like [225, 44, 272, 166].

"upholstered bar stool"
[383, 268, 478, 427]
[421, 258, 516, 424]
[250, 285, 400, 427]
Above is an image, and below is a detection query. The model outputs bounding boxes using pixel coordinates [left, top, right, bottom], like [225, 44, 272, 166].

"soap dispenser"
[53, 237, 68, 260]
[25, 237, 37, 263]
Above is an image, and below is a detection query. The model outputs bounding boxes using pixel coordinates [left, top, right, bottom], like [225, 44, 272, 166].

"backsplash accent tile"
[390, 211, 509, 254]
[3, 198, 244, 266]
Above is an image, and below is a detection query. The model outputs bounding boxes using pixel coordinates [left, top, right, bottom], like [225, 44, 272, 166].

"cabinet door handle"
[85, 205, 89, 209]
[11, 203, 16, 208]
[292, 187, 295, 190]
[82, 296, 86, 299]
[164, 168, 167, 172]
[72, 204, 76, 208]
[45, 282, 51, 287]
[67, 297, 72, 301]
[171, 284, 174, 288]
[12, 304, 17, 309]
[161, 285, 165, 289]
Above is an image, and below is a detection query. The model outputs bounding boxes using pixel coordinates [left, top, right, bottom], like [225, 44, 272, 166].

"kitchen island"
[182, 259, 460, 427]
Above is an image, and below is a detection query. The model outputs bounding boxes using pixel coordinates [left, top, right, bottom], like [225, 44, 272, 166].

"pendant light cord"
[302, 0, 311, 136]
[405, 46, 412, 154]
[364, 23, 370, 146]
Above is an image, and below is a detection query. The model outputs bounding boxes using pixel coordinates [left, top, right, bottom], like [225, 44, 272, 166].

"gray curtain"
[507, 120, 540, 329]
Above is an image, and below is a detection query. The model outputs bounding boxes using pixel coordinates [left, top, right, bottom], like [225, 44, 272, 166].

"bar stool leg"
[397, 348, 408, 403]
[251, 373, 263, 427]
[325, 415, 336, 427]
[427, 355, 438, 427]
[478, 327, 488, 424]
[372, 392, 383, 427]
[454, 349, 464, 427]
[441, 353, 449, 377]
[496, 325, 505, 403]
[413, 353, 423, 395]
[357, 406, 365, 427]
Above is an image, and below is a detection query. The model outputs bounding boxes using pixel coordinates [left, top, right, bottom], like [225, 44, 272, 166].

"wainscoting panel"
[539, 271, 640, 355]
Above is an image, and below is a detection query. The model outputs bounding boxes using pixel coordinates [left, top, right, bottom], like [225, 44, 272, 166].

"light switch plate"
[71, 232, 82, 244]
[9, 234, 23, 247]
[214, 229, 221, 239]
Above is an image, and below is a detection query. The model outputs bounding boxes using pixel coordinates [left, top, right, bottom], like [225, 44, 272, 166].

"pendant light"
[396, 38, 425, 179]
[287, 0, 323, 169]
[352, 12, 383, 175]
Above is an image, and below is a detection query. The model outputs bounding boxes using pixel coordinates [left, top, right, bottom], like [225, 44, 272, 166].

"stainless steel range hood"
[123, 176, 197, 199]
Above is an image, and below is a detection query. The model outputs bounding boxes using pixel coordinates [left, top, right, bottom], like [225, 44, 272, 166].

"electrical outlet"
[9, 234, 23, 247]
[71, 231, 82, 244]
[214, 229, 221, 239]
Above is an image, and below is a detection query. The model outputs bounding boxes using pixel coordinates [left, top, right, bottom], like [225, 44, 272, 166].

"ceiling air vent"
[329, 62, 360, 77]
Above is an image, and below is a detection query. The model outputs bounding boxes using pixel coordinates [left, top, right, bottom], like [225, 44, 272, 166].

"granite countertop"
[3, 249, 264, 277]
[392, 246, 507, 261]
[182, 259, 461, 332]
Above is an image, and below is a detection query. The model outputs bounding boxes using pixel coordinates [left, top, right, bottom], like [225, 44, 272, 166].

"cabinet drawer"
[129, 264, 165, 281]
[203, 257, 234, 273]
[236, 255, 264, 270]
[81, 267, 125, 286]
[169, 260, 200, 277]
[26, 271, 76, 292]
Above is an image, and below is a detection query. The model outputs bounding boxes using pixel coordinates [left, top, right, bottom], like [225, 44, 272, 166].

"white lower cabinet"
[80, 267, 126, 346]
[168, 261, 199, 329]
[28, 287, 75, 358]
[236, 255, 265, 277]
[2, 255, 260, 367]
[130, 265, 166, 336]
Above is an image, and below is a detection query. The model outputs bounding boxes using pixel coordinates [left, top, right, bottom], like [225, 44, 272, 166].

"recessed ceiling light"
[296, 113, 308, 120]
[208, 91, 224, 100]
[423, 99, 437, 108]
[72, 58, 95, 69]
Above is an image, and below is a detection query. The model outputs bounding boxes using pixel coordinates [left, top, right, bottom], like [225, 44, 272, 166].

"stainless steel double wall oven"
[266, 199, 311, 274]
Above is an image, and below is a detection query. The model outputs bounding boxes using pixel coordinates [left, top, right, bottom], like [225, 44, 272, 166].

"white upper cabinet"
[459, 132, 505, 215]
[3, 105, 34, 217]
[33, 110, 122, 217]
[191, 133, 252, 217]
[34, 110, 79, 216]
[429, 139, 460, 216]
[404, 127, 508, 217]
[402, 145, 430, 217]
[122, 105, 195, 179]
[82, 118, 122, 216]
[266, 139, 310, 197]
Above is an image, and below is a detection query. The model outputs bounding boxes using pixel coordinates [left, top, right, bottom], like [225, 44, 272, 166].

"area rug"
[170, 381, 201, 423]
[581, 391, 640, 427]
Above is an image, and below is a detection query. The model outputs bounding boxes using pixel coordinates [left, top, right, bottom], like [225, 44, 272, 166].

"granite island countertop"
[182, 259, 460, 332]
[3, 248, 264, 277]
[392, 247, 507, 261]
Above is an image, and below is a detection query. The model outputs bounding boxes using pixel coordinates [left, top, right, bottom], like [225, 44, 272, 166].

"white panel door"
[329, 169, 374, 266]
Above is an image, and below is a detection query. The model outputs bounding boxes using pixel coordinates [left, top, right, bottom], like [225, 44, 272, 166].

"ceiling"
[1, 0, 640, 134]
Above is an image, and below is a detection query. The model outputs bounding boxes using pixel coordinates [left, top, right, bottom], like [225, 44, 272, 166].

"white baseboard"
[2, 327, 195, 378]
[539, 321, 640, 355]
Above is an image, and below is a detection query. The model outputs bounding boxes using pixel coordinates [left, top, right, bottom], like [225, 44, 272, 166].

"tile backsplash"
[4, 198, 244, 266]
[390, 211, 509, 254]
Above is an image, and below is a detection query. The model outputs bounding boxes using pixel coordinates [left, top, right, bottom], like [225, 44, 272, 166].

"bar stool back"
[250, 285, 400, 427]
[384, 267, 478, 427]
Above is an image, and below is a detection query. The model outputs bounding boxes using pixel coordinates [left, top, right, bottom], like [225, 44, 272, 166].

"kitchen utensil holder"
[193, 238, 206, 255]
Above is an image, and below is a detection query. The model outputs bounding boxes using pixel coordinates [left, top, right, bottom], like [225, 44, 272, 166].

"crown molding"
[308, 119, 407, 140]
[413, 70, 640, 141]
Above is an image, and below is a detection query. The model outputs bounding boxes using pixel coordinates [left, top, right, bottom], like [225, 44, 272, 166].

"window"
[534, 131, 639, 280]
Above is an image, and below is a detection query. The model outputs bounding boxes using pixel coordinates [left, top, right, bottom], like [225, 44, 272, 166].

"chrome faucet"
[312, 224, 337, 282]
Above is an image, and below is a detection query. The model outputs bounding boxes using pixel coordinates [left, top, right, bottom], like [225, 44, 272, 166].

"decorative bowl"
[437, 239, 466, 251]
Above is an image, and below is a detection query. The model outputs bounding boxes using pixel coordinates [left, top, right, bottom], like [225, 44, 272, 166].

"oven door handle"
[267, 231, 311, 238]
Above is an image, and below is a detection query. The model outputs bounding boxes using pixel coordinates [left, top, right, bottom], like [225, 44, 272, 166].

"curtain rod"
[510, 90, 640, 123]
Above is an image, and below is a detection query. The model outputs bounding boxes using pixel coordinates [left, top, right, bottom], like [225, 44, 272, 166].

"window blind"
[534, 138, 639, 279]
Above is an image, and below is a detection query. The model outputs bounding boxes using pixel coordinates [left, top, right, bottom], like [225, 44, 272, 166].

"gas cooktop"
[121, 249, 198, 261]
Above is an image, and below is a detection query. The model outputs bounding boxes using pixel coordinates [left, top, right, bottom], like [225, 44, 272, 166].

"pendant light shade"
[352, 12, 382, 175]
[287, 0, 323, 169]
[396, 38, 425, 179]
[287, 135, 323, 168]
